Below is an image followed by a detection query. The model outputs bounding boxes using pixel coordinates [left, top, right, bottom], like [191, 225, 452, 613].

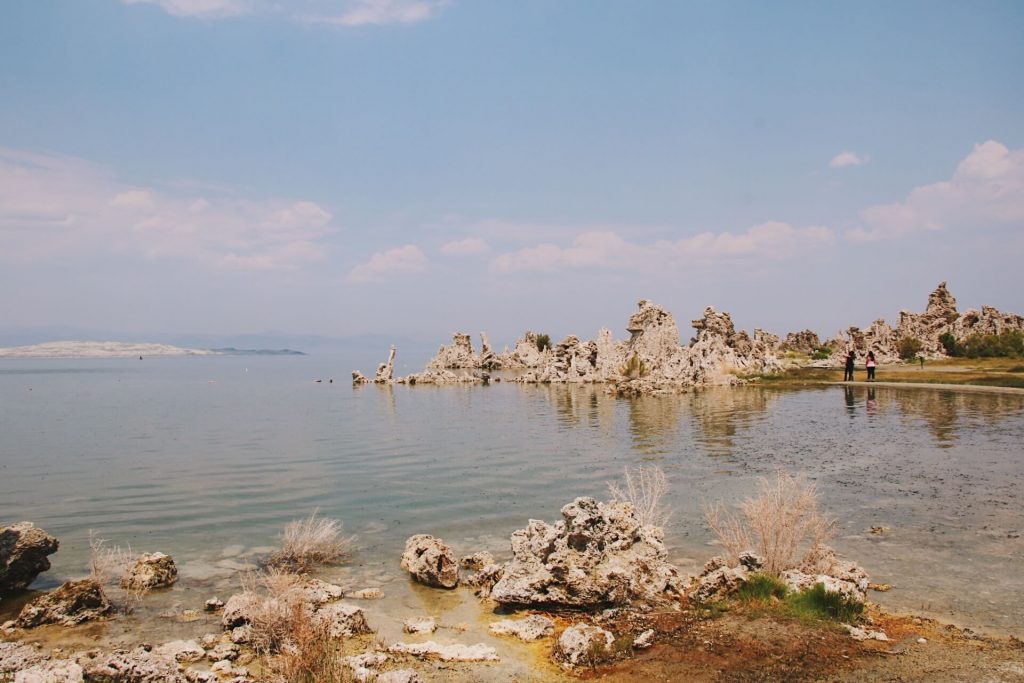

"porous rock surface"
[488, 614, 555, 641]
[0, 522, 59, 596]
[386, 641, 498, 662]
[553, 623, 615, 669]
[400, 535, 459, 589]
[16, 579, 111, 628]
[14, 659, 84, 683]
[121, 552, 177, 590]
[488, 497, 682, 607]
[0, 641, 49, 676]
[79, 647, 186, 683]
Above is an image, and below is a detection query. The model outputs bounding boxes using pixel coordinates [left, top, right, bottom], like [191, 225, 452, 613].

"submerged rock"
[16, 579, 111, 628]
[489, 497, 682, 607]
[121, 552, 177, 591]
[402, 616, 437, 634]
[0, 522, 59, 596]
[400, 535, 459, 589]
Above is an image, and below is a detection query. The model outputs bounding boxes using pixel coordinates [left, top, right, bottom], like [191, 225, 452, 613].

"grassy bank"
[752, 358, 1024, 390]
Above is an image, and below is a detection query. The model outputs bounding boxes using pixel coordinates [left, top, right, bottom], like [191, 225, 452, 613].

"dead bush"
[88, 531, 148, 613]
[267, 510, 356, 573]
[704, 471, 835, 576]
[607, 464, 673, 529]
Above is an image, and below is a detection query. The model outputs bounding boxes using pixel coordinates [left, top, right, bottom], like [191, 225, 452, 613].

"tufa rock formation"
[400, 535, 460, 589]
[0, 522, 59, 597]
[121, 552, 177, 591]
[488, 497, 682, 608]
[16, 579, 112, 628]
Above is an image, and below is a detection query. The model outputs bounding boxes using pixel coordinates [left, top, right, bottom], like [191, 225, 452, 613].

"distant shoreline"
[0, 340, 305, 359]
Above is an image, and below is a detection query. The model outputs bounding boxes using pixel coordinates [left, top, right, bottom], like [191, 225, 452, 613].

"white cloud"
[440, 237, 488, 255]
[492, 222, 834, 274]
[120, 0, 449, 25]
[305, 0, 449, 26]
[829, 150, 870, 168]
[348, 244, 428, 282]
[848, 140, 1024, 242]
[0, 147, 333, 270]
[121, 0, 251, 19]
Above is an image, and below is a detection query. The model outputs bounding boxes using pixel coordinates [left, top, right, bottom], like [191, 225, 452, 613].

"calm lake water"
[2, 355, 1023, 644]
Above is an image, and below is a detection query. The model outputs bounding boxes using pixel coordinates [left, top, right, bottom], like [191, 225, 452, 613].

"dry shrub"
[607, 465, 673, 529]
[241, 569, 350, 682]
[88, 531, 148, 613]
[265, 602, 350, 683]
[704, 471, 835, 576]
[240, 568, 308, 654]
[267, 510, 356, 573]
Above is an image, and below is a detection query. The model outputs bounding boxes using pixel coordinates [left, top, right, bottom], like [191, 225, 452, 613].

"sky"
[1, 0, 1023, 349]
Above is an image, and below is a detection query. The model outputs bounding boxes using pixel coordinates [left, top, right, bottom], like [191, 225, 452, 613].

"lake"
[2, 354, 1022, 652]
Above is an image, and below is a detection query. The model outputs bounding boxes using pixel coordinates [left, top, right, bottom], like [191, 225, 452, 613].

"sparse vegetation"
[704, 471, 835, 576]
[618, 353, 649, 380]
[897, 336, 923, 361]
[783, 583, 864, 623]
[264, 603, 350, 683]
[607, 464, 673, 528]
[88, 531, 148, 613]
[240, 568, 308, 654]
[736, 573, 789, 602]
[267, 510, 356, 573]
[535, 333, 552, 352]
[810, 347, 832, 361]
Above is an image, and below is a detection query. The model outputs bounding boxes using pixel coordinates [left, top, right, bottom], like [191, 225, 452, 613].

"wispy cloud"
[120, 0, 450, 25]
[0, 147, 333, 269]
[848, 140, 1024, 242]
[492, 222, 834, 274]
[348, 244, 428, 282]
[829, 150, 870, 168]
[440, 237, 488, 255]
[121, 0, 251, 19]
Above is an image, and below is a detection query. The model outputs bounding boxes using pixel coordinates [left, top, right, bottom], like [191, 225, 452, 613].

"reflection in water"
[626, 394, 682, 456]
[684, 388, 774, 456]
[892, 389, 1024, 447]
[844, 386, 855, 414]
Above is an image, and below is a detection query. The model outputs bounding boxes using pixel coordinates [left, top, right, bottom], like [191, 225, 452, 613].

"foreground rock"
[400, 535, 459, 589]
[0, 522, 59, 596]
[79, 648, 186, 683]
[387, 641, 498, 662]
[14, 659, 84, 683]
[553, 623, 615, 668]
[121, 552, 177, 591]
[0, 642, 49, 677]
[489, 614, 555, 641]
[489, 497, 682, 607]
[16, 579, 111, 627]
[689, 547, 869, 604]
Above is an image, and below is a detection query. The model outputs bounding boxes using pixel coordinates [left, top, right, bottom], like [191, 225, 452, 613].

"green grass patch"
[782, 583, 863, 623]
[736, 573, 789, 602]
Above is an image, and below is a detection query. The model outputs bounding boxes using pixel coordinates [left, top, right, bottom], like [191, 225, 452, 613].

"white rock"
[402, 616, 437, 634]
[314, 602, 373, 637]
[14, 659, 84, 683]
[633, 629, 655, 649]
[488, 614, 555, 642]
[386, 641, 498, 662]
[400, 535, 459, 589]
[375, 670, 424, 683]
[154, 640, 205, 664]
[553, 624, 614, 669]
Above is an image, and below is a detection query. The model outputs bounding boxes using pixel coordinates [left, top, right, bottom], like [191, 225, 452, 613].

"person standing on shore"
[866, 351, 877, 382]
[844, 350, 856, 381]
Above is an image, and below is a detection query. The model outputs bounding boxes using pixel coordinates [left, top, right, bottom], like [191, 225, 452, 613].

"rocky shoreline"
[4, 476, 1021, 683]
[353, 283, 1024, 395]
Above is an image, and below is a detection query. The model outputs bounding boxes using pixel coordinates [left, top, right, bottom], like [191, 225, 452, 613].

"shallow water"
[2, 355, 1023, 647]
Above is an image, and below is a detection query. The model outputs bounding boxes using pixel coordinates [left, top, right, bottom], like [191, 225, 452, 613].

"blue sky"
[1, 0, 1022, 348]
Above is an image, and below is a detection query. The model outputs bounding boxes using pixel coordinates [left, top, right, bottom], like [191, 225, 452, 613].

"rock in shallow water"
[0, 522, 59, 597]
[488, 614, 555, 642]
[121, 552, 177, 591]
[16, 579, 111, 628]
[387, 641, 498, 662]
[400, 535, 459, 589]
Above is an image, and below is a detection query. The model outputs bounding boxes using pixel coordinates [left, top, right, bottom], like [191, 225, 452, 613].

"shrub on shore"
[939, 330, 1024, 358]
[267, 510, 355, 573]
[897, 337, 923, 361]
[88, 531, 147, 613]
[704, 471, 835, 576]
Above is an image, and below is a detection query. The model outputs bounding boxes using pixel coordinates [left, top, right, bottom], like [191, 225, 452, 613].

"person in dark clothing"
[844, 351, 856, 381]
[866, 351, 877, 382]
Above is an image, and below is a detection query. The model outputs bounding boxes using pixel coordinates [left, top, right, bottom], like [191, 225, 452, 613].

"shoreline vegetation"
[2, 470, 1022, 682]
